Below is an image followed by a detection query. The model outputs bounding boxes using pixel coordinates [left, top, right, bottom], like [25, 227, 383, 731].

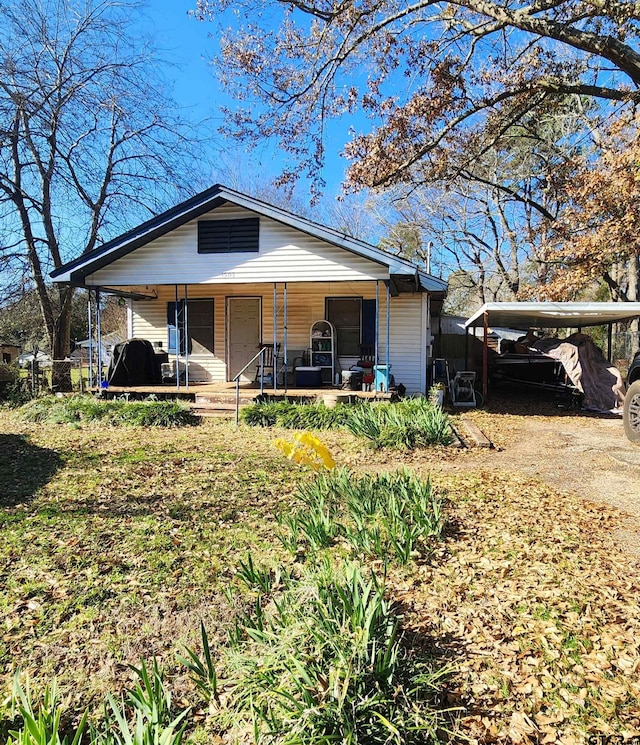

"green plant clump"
[185, 562, 448, 744]
[344, 397, 453, 448]
[280, 467, 445, 564]
[0, 364, 32, 407]
[5, 662, 188, 745]
[242, 398, 453, 448]
[19, 396, 198, 427]
[241, 400, 354, 429]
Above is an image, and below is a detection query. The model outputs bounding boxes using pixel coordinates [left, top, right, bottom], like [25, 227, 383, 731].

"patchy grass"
[0, 409, 639, 744]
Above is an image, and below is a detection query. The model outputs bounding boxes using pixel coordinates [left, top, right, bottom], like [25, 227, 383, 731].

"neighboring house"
[18, 351, 51, 368]
[72, 331, 125, 366]
[0, 343, 21, 365]
[51, 185, 447, 393]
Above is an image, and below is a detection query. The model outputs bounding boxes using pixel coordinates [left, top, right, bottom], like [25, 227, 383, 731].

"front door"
[227, 297, 261, 381]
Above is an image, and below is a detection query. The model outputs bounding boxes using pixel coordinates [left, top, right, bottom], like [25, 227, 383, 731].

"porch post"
[482, 311, 489, 401]
[465, 326, 469, 370]
[174, 284, 180, 389]
[385, 281, 391, 392]
[375, 280, 379, 366]
[184, 284, 189, 387]
[96, 289, 103, 387]
[273, 283, 278, 393]
[283, 282, 288, 395]
[87, 290, 94, 388]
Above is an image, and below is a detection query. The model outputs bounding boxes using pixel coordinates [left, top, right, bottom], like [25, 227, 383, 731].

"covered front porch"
[86, 277, 433, 395]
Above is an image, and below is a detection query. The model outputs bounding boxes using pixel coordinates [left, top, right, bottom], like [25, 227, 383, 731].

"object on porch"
[450, 371, 477, 408]
[310, 320, 336, 383]
[342, 368, 364, 391]
[295, 366, 322, 387]
[254, 343, 281, 387]
[107, 339, 162, 386]
[161, 360, 187, 385]
[374, 364, 393, 393]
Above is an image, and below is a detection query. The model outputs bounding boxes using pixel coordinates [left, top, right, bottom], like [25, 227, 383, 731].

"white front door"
[227, 297, 261, 381]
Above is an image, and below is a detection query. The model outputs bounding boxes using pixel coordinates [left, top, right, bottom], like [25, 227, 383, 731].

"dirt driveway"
[450, 394, 640, 555]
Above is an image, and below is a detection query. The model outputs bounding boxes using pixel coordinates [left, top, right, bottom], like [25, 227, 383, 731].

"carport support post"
[482, 310, 489, 401]
[375, 281, 379, 369]
[385, 281, 391, 392]
[608, 322, 613, 362]
[465, 326, 469, 371]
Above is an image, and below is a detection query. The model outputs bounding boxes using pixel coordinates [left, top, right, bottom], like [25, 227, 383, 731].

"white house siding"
[86, 204, 388, 287]
[388, 294, 428, 394]
[130, 281, 402, 383]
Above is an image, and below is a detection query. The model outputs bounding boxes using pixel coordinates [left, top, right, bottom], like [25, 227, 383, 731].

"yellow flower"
[274, 432, 335, 470]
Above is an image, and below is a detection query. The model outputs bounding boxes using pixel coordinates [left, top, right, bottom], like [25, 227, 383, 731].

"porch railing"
[232, 346, 267, 425]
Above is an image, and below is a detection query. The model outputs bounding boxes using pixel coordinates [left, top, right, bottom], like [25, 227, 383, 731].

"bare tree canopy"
[194, 0, 639, 191]
[532, 112, 640, 302]
[0, 0, 204, 379]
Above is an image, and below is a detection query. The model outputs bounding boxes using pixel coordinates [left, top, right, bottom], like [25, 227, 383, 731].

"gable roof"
[51, 184, 447, 293]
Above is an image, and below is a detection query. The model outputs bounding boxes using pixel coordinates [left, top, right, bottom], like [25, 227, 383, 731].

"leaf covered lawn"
[0, 409, 639, 743]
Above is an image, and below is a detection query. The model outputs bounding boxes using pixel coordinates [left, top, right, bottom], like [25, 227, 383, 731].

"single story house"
[51, 185, 447, 394]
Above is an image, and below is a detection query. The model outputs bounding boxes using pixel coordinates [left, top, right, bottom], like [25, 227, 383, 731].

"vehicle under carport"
[464, 302, 640, 440]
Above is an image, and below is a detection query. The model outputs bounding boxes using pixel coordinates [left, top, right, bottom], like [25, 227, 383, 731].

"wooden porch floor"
[98, 381, 392, 403]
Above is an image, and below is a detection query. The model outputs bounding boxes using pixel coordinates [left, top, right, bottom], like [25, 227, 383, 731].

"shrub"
[241, 400, 354, 429]
[19, 396, 199, 427]
[243, 398, 453, 448]
[344, 397, 453, 448]
[0, 364, 32, 407]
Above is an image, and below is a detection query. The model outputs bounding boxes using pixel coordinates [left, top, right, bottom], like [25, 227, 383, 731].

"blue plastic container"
[374, 364, 392, 392]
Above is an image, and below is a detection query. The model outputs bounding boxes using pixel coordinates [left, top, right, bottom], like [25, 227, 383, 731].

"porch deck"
[97, 380, 393, 404]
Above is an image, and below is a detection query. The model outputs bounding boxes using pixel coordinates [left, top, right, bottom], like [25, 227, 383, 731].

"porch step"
[191, 401, 242, 419]
[194, 394, 256, 406]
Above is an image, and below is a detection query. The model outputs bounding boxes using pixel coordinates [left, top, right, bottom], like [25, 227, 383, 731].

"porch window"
[326, 297, 377, 356]
[197, 218, 259, 253]
[167, 300, 214, 355]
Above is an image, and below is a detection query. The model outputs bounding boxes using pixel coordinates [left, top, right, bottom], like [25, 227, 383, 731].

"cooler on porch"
[295, 366, 322, 387]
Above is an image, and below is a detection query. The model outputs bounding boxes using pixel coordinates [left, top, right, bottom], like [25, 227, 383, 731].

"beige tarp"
[532, 333, 625, 411]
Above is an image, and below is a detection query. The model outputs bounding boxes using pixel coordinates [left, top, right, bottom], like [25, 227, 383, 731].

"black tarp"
[107, 339, 162, 386]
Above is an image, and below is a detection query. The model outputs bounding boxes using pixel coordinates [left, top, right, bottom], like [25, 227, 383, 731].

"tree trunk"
[50, 287, 75, 392]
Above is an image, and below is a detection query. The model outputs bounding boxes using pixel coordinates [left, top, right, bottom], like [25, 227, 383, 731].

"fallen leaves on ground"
[1, 408, 639, 743]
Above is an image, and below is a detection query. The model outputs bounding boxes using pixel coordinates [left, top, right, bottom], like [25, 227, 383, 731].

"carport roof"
[465, 302, 640, 330]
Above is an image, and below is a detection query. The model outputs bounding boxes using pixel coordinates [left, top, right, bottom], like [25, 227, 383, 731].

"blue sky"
[141, 1, 352, 201]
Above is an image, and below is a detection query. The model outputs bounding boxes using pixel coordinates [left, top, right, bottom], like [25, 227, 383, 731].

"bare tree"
[0, 0, 203, 387]
[194, 0, 639, 193]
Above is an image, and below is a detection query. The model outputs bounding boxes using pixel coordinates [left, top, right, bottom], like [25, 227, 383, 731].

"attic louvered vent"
[197, 218, 259, 253]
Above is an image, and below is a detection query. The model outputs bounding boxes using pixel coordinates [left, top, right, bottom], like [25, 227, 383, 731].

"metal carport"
[465, 302, 640, 399]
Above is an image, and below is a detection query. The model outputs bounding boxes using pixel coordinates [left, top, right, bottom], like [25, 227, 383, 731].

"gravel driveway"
[451, 395, 640, 556]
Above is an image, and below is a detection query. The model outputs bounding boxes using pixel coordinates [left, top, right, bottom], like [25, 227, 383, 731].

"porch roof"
[51, 184, 447, 295]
